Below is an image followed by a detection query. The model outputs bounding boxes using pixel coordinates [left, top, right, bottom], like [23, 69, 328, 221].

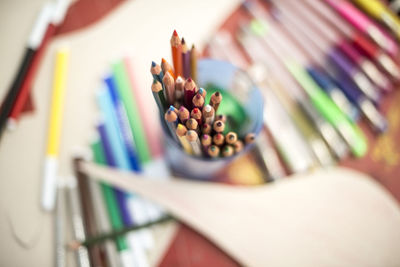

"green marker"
[112, 60, 151, 163]
[91, 141, 128, 252]
[285, 62, 367, 157]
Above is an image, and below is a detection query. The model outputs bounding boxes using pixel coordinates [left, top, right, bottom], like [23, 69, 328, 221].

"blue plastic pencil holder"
[162, 59, 264, 180]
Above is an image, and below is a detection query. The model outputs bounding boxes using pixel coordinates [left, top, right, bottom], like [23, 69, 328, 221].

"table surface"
[0, 0, 240, 266]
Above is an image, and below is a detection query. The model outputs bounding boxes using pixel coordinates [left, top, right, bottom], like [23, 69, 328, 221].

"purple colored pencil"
[181, 38, 191, 79]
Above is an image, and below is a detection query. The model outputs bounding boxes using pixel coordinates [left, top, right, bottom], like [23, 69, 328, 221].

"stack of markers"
[66, 57, 171, 267]
[207, 0, 400, 178]
[150, 31, 256, 159]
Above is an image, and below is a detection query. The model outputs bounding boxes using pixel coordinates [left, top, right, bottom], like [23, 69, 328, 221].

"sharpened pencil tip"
[151, 61, 156, 67]
[173, 30, 178, 36]
[162, 58, 166, 63]
[181, 38, 186, 44]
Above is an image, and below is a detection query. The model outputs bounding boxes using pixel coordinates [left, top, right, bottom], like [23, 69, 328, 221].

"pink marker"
[325, 0, 398, 57]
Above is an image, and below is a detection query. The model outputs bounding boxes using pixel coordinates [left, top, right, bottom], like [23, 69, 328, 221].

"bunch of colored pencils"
[208, 0, 400, 179]
[150, 31, 255, 159]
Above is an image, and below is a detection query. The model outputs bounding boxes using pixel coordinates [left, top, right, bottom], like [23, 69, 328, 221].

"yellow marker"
[42, 47, 69, 211]
[353, 0, 400, 39]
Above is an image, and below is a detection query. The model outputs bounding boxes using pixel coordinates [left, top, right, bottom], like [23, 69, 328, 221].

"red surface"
[160, 224, 239, 267]
[54, 0, 126, 36]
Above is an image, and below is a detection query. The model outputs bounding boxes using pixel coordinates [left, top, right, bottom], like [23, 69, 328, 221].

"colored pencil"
[178, 106, 190, 124]
[150, 61, 163, 83]
[201, 134, 212, 155]
[175, 76, 185, 101]
[225, 132, 237, 145]
[183, 78, 196, 109]
[163, 71, 175, 105]
[222, 145, 234, 157]
[181, 38, 191, 78]
[192, 93, 204, 109]
[186, 130, 202, 156]
[165, 106, 180, 143]
[186, 118, 199, 133]
[161, 58, 175, 79]
[213, 133, 225, 146]
[151, 79, 167, 113]
[213, 120, 225, 133]
[191, 108, 202, 125]
[176, 123, 193, 154]
[190, 44, 198, 83]
[210, 92, 222, 113]
[202, 123, 212, 135]
[198, 87, 207, 98]
[202, 104, 215, 125]
[170, 30, 183, 77]
[207, 145, 220, 158]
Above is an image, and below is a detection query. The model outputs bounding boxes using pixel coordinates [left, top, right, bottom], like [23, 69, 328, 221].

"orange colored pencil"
[161, 58, 175, 79]
[171, 30, 183, 77]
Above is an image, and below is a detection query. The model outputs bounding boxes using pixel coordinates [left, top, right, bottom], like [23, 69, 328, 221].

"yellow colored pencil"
[42, 47, 69, 211]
